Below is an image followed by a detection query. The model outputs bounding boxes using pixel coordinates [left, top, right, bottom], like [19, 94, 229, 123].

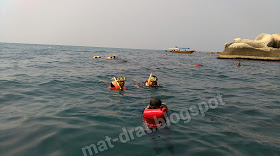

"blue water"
[0, 43, 279, 156]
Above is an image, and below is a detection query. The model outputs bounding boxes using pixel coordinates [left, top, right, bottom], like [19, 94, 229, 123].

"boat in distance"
[165, 46, 195, 53]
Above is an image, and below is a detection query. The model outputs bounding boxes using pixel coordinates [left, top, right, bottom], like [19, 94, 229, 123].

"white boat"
[165, 46, 195, 53]
[165, 47, 179, 52]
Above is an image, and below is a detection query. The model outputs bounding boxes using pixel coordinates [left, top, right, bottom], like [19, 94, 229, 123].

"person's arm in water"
[99, 80, 109, 87]
[134, 85, 141, 88]
[133, 79, 142, 88]
[162, 103, 171, 112]
[133, 79, 140, 83]
[99, 80, 117, 89]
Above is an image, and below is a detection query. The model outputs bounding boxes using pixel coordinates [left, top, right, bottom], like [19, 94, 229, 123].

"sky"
[0, 0, 280, 51]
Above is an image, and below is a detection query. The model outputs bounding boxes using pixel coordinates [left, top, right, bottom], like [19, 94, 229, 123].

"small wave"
[75, 50, 92, 52]
[95, 50, 106, 52]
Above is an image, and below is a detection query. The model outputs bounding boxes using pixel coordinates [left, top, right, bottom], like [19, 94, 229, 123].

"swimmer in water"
[142, 98, 174, 155]
[93, 56, 101, 59]
[101, 76, 127, 90]
[237, 61, 241, 66]
[105, 56, 127, 62]
[134, 73, 159, 88]
[110, 76, 127, 90]
[145, 75, 158, 87]
[144, 97, 170, 112]
[106, 56, 117, 60]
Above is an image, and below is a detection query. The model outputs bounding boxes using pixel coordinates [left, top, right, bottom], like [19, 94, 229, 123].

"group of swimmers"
[104, 73, 169, 130]
[93, 55, 128, 63]
[97, 53, 242, 155]
[103, 73, 174, 154]
[104, 73, 159, 90]
[93, 56, 116, 59]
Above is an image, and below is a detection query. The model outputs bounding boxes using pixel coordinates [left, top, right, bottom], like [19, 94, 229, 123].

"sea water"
[0, 43, 279, 156]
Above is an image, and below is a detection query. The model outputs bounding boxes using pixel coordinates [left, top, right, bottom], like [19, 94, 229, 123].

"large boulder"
[232, 38, 266, 48]
[218, 33, 280, 61]
[255, 33, 274, 47]
[272, 34, 280, 48]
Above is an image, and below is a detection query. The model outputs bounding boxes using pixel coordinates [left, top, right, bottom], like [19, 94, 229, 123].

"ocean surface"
[0, 42, 279, 156]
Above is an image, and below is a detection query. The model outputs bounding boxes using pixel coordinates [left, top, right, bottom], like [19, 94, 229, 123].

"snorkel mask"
[148, 76, 158, 82]
[116, 76, 125, 82]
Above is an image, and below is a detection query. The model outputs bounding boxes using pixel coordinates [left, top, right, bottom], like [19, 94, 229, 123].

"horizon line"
[0, 41, 166, 51]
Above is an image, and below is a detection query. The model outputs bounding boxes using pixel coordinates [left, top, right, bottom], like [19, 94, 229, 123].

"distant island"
[218, 33, 280, 61]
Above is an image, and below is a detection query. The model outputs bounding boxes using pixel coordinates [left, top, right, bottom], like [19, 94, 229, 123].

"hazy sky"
[0, 0, 280, 51]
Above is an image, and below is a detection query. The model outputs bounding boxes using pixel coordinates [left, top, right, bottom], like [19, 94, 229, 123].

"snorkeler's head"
[150, 98, 162, 108]
[116, 76, 125, 82]
[148, 75, 158, 86]
[149, 76, 158, 82]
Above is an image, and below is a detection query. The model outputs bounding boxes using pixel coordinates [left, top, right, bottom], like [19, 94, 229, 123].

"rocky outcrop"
[272, 34, 280, 48]
[219, 33, 280, 61]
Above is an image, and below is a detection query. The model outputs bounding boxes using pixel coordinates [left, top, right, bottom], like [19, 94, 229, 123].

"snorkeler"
[106, 56, 117, 60]
[93, 56, 101, 59]
[143, 98, 170, 123]
[145, 73, 158, 87]
[109, 76, 127, 90]
[134, 73, 159, 88]
[237, 61, 241, 66]
[93, 55, 127, 62]
[142, 98, 174, 155]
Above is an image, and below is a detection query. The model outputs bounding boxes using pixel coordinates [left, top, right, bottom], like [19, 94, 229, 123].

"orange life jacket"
[143, 108, 166, 128]
[109, 81, 126, 90]
[110, 81, 120, 90]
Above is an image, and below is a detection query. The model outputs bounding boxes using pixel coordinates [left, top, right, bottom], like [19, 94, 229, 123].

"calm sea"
[0, 43, 279, 156]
